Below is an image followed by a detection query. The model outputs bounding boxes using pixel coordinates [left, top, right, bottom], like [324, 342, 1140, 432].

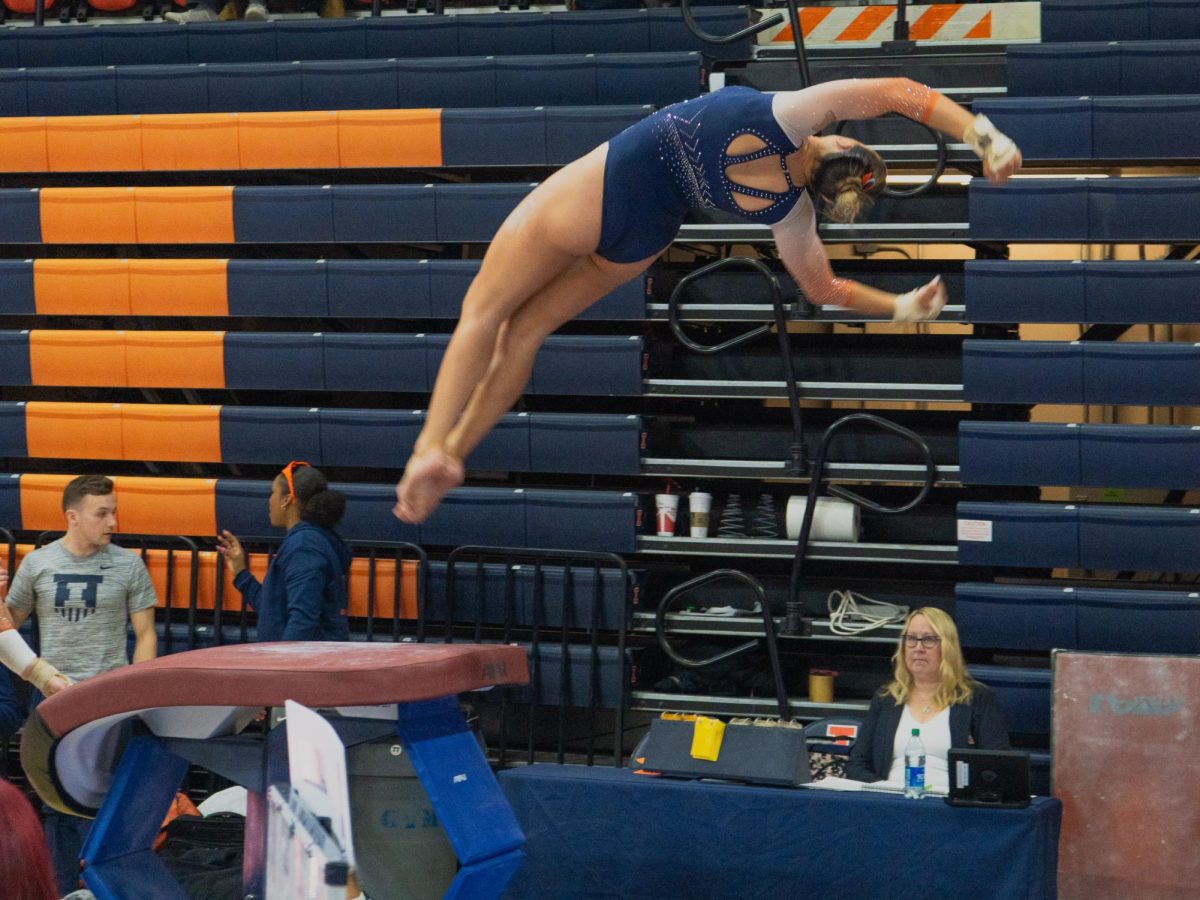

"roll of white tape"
[785, 496, 860, 543]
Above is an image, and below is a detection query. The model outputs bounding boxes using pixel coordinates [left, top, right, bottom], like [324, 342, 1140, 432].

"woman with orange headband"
[216, 462, 352, 642]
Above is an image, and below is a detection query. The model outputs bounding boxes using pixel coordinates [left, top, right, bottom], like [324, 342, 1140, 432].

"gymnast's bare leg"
[394, 144, 663, 524]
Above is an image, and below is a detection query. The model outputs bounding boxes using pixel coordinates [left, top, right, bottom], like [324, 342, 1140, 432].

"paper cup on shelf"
[688, 492, 712, 538]
[785, 496, 860, 543]
[655, 494, 680, 537]
[808, 670, 836, 704]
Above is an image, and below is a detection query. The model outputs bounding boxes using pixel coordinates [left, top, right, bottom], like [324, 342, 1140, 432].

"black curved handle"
[679, 0, 783, 45]
[667, 256, 782, 354]
[834, 117, 948, 199]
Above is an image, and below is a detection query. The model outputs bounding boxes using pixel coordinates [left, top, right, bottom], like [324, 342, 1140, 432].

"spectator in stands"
[846, 607, 1010, 789]
[166, 0, 269, 23]
[216, 462, 352, 642]
[3, 474, 159, 895]
[394, 78, 1022, 523]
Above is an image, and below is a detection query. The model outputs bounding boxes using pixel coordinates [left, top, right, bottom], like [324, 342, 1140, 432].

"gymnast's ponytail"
[809, 144, 888, 224]
[291, 465, 347, 530]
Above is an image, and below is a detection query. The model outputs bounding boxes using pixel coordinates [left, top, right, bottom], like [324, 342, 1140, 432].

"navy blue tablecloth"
[499, 765, 1060, 900]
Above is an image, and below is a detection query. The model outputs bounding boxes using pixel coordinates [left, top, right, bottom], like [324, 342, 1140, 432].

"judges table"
[499, 765, 1061, 900]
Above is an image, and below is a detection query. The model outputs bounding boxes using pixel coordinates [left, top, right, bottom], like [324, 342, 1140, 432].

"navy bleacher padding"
[332, 481, 419, 544]
[442, 108, 547, 167]
[648, 6, 750, 60]
[214, 479, 272, 536]
[421, 487, 526, 548]
[0, 70, 27, 117]
[1006, 43, 1121, 97]
[583, 277, 645, 320]
[1150, 0, 1200, 39]
[300, 60, 399, 112]
[219, 407, 322, 465]
[595, 52, 701, 106]
[466, 414, 531, 472]
[99, 26, 190, 67]
[428, 260, 481, 319]
[1092, 97, 1200, 161]
[969, 98, 1090, 161]
[516, 644, 629, 708]
[275, 20, 367, 62]
[116, 65, 208, 116]
[16, 28, 104, 69]
[1089, 177, 1200, 242]
[0, 403, 26, 458]
[963, 261, 1084, 323]
[959, 422, 1079, 487]
[968, 179, 1088, 241]
[0, 332, 31, 386]
[1085, 261, 1200, 323]
[525, 489, 637, 553]
[435, 183, 532, 242]
[396, 58, 496, 109]
[552, 10, 650, 54]
[28, 67, 118, 117]
[227, 260, 328, 318]
[1121, 41, 1200, 96]
[234, 186, 334, 244]
[496, 55, 597, 107]
[0, 191, 41, 245]
[364, 16, 460, 59]
[207, 62, 302, 113]
[955, 583, 1077, 651]
[423, 334, 449, 384]
[0, 474, 22, 532]
[426, 560, 512, 625]
[0, 31, 17, 69]
[544, 105, 650, 166]
[225, 333, 325, 390]
[458, 12, 554, 57]
[533, 336, 643, 396]
[187, 22, 277, 65]
[1075, 588, 1200, 653]
[969, 665, 1051, 735]
[1041, 0, 1149, 43]
[1080, 425, 1200, 489]
[0, 261, 35, 315]
[962, 341, 1082, 404]
[327, 260, 433, 318]
[319, 409, 421, 468]
[330, 185, 438, 244]
[1078, 505, 1200, 572]
[516, 564, 631, 630]
[528, 414, 642, 475]
[956, 502, 1079, 568]
[322, 334, 428, 393]
[1084, 343, 1200, 406]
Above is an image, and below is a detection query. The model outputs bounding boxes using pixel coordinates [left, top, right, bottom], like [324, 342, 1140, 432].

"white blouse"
[886, 705, 953, 790]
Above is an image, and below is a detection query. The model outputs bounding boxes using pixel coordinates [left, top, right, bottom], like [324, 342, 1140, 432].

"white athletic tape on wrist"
[0, 628, 37, 678]
[24, 658, 66, 694]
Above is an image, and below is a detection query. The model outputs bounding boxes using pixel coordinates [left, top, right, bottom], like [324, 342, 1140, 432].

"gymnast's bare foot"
[394, 449, 464, 524]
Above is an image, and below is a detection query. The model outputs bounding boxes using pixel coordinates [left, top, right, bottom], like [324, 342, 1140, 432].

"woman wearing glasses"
[846, 607, 1010, 789]
[216, 462, 352, 642]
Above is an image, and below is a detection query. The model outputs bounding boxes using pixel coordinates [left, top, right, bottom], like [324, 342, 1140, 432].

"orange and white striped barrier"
[760, 2, 1040, 47]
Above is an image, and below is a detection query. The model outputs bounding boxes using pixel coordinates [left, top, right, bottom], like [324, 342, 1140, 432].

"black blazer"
[845, 683, 1011, 783]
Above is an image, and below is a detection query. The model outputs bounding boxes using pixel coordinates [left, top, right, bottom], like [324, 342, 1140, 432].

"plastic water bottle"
[904, 728, 926, 799]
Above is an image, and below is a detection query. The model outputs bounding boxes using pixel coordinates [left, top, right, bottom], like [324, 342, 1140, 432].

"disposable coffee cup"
[655, 494, 679, 537]
[688, 492, 713, 538]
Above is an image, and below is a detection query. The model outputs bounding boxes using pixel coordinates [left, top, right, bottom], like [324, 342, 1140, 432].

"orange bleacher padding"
[143, 548, 219, 612]
[141, 114, 239, 173]
[0, 117, 49, 174]
[34, 259, 132, 316]
[19, 474, 77, 533]
[25, 402, 123, 461]
[124, 331, 225, 389]
[40, 187, 137, 245]
[29, 331, 127, 388]
[337, 109, 442, 169]
[45, 116, 143, 174]
[346, 557, 419, 620]
[129, 259, 229, 317]
[239, 111, 341, 170]
[114, 476, 217, 537]
[121, 404, 222, 464]
[134, 187, 235, 244]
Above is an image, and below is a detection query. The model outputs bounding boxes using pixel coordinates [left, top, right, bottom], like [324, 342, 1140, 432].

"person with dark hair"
[216, 461, 352, 642]
[3, 473, 158, 895]
[394, 78, 1023, 524]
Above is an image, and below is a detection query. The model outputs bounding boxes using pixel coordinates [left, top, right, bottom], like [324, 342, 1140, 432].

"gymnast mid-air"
[394, 77, 1022, 524]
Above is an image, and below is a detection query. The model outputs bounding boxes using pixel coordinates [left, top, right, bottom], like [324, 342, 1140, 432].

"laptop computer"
[945, 748, 1032, 809]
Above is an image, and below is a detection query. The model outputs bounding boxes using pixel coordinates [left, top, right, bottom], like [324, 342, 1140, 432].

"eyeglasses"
[902, 634, 941, 649]
[281, 460, 310, 503]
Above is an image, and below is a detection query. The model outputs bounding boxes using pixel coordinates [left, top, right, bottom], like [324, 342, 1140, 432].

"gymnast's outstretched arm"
[0, 605, 69, 696]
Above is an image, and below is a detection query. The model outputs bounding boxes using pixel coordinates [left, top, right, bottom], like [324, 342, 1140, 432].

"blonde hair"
[883, 607, 979, 708]
[825, 176, 870, 224]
